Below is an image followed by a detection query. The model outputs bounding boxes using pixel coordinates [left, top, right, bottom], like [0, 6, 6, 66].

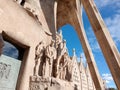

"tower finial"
[73, 48, 76, 56]
[80, 54, 82, 61]
[80, 54, 84, 63]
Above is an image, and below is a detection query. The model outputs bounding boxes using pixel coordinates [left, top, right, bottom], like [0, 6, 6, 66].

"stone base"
[29, 76, 77, 90]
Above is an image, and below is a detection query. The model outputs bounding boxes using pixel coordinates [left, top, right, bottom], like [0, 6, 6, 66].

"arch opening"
[0, 32, 29, 90]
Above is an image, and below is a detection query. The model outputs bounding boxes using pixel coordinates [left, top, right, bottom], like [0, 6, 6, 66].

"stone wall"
[0, 0, 52, 90]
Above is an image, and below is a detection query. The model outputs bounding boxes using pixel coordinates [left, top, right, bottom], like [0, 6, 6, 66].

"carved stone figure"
[44, 40, 56, 77]
[58, 53, 68, 80]
[0, 62, 11, 79]
[34, 41, 45, 76]
[56, 31, 63, 48]
[23, 2, 42, 25]
[62, 53, 69, 80]
[56, 40, 68, 77]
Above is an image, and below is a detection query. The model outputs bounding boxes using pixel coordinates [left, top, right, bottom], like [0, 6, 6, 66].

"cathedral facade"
[1, 0, 118, 90]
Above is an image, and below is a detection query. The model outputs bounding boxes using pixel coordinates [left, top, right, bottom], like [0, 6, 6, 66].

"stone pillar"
[72, 1, 104, 89]
[81, 0, 120, 89]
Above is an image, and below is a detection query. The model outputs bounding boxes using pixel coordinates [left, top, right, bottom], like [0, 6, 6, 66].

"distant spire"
[73, 48, 76, 56]
[59, 30, 63, 41]
[59, 30, 62, 37]
[80, 54, 82, 61]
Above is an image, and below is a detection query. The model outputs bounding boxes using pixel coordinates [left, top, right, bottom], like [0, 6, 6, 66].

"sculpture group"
[0, 0, 119, 89]
[33, 31, 74, 81]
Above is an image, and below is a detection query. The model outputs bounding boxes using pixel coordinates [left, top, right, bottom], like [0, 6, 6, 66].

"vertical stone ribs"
[81, 0, 120, 89]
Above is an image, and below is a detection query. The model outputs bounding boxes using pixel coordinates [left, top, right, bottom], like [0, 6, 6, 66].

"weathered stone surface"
[0, 55, 21, 90]
[0, 0, 52, 90]
[30, 33, 97, 90]
[29, 76, 75, 90]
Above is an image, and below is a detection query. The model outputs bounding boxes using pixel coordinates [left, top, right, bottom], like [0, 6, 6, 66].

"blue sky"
[61, 0, 120, 89]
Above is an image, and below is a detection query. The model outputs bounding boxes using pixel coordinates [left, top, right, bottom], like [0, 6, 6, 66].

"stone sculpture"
[29, 31, 100, 90]
[34, 41, 45, 76]
[56, 31, 63, 48]
[59, 53, 69, 80]
[55, 40, 68, 77]
[44, 40, 56, 77]
[0, 62, 11, 79]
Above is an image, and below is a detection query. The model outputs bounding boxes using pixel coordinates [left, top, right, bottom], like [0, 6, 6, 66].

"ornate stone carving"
[55, 39, 68, 78]
[44, 40, 56, 77]
[23, 2, 42, 25]
[0, 62, 11, 79]
[31, 32, 97, 90]
[29, 76, 51, 90]
[58, 53, 68, 80]
[56, 31, 63, 48]
[34, 41, 45, 76]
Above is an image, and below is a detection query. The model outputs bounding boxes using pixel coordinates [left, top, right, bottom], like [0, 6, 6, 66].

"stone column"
[81, 0, 120, 89]
[74, 1, 104, 89]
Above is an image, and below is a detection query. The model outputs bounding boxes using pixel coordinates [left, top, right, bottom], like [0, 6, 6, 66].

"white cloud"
[102, 73, 113, 84]
[95, 0, 120, 9]
[105, 14, 120, 45]
[85, 27, 101, 52]
[94, 1, 120, 46]
[85, 10, 120, 52]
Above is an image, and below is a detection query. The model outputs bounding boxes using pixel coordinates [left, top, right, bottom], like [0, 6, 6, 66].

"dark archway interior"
[1, 32, 26, 61]
[2, 41, 25, 60]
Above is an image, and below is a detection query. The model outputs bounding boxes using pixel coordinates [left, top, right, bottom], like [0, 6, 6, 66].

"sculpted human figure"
[22, 0, 42, 25]
[4, 65, 11, 79]
[62, 53, 69, 80]
[56, 30, 63, 48]
[56, 40, 68, 77]
[0, 63, 11, 79]
[58, 53, 68, 80]
[44, 40, 56, 77]
[34, 41, 45, 76]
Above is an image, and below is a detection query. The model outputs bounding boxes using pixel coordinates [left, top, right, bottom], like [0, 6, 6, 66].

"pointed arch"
[56, 0, 103, 89]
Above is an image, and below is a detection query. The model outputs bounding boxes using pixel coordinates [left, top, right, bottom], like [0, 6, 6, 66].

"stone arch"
[58, 24, 82, 56]
[56, 0, 104, 89]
